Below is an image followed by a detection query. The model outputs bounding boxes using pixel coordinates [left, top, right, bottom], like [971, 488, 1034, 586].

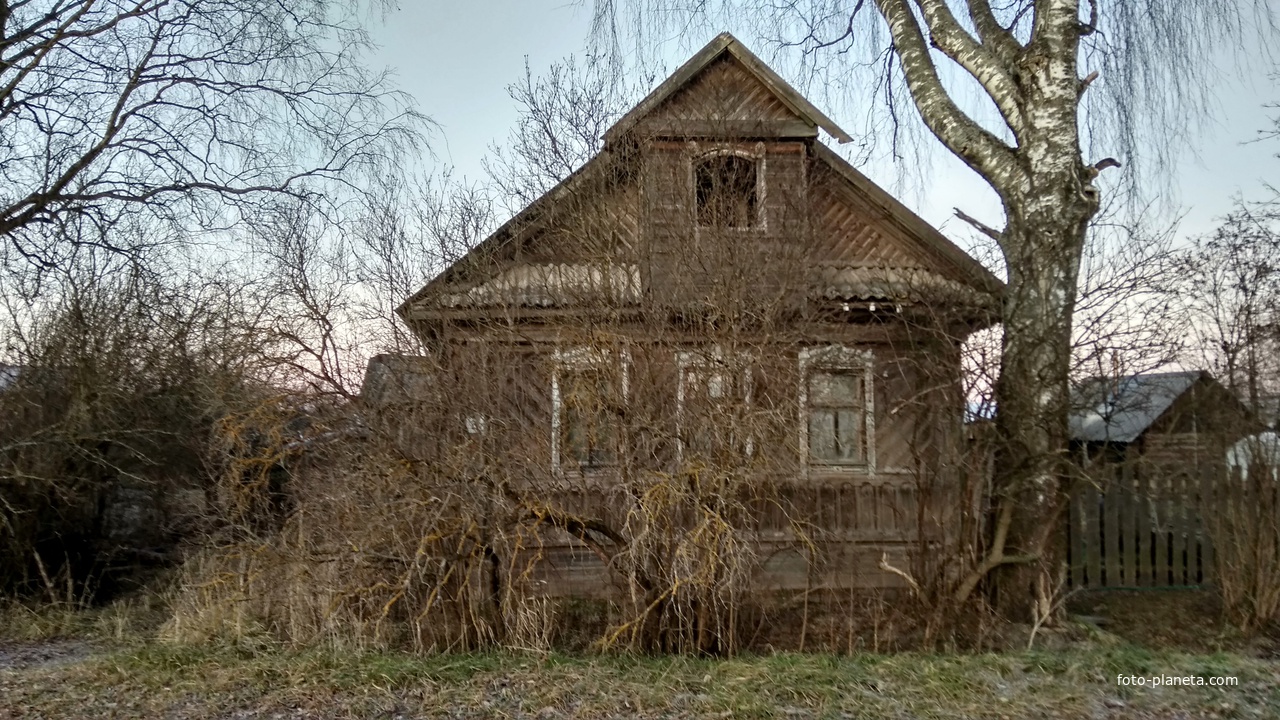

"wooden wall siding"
[808, 163, 932, 269]
[1141, 433, 1222, 477]
[757, 143, 810, 306]
[1067, 460, 1219, 589]
[523, 479, 923, 539]
[520, 483, 923, 597]
[642, 139, 811, 310]
[525, 180, 641, 264]
[631, 54, 811, 139]
[444, 341, 943, 481]
[385, 337, 964, 593]
[642, 142, 696, 304]
[525, 538, 919, 596]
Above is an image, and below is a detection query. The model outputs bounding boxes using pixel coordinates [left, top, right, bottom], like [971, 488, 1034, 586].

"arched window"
[694, 154, 758, 228]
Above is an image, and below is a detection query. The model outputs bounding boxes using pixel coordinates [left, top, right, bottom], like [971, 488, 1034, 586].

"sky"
[367, 1, 1280, 246]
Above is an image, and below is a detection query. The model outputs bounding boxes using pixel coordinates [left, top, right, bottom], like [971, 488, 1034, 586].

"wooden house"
[383, 33, 1003, 595]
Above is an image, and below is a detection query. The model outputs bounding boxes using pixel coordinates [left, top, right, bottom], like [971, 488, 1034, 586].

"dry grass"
[0, 593, 170, 646]
[1, 634, 1278, 719]
[3, 598, 1278, 718]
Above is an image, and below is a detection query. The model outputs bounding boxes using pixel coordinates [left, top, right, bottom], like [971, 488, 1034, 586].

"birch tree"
[589, 0, 1275, 618]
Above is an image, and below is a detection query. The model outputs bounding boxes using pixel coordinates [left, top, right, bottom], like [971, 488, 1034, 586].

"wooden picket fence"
[1066, 462, 1218, 589]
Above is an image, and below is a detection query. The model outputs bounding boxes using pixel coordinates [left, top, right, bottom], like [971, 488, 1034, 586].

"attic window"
[695, 154, 759, 228]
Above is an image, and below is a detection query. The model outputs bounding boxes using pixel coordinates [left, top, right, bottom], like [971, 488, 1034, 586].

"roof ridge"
[602, 32, 853, 145]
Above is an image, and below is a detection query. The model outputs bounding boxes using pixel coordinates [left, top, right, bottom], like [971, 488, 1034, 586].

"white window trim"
[799, 345, 875, 475]
[676, 346, 756, 460]
[551, 346, 631, 474]
[689, 142, 768, 233]
[463, 414, 488, 436]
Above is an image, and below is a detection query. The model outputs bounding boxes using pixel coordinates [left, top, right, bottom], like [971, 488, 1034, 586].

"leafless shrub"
[1178, 202, 1280, 632]
[1210, 454, 1280, 632]
[0, 249, 269, 599]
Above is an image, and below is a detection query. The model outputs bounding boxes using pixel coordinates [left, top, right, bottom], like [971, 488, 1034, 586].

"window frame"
[676, 346, 756, 460]
[690, 145, 767, 232]
[551, 346, 630, 475]
[799, 345, 875, 473]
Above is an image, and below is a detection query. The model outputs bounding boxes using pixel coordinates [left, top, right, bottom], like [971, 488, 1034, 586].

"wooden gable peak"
[603, 32, 853, 145]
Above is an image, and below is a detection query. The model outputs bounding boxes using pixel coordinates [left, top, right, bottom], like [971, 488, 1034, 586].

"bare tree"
[586, 0, 1276, 617]
[0, 244, 269, 598]
[1174, 200, 1280, 633]
[1176, 201, 1280, 418]
[483, 54, 649, 212]
[1070, 202, 1185, 383]
[0, 0, 420, 273]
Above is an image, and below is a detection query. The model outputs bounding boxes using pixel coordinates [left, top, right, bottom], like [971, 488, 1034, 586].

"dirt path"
[0, 640, 96, 671]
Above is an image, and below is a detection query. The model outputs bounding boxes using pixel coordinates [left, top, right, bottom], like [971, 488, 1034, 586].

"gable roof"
[604, 32, 853, 145]
[398, 35, 1002, 321]
[1069, 371, 1204, 443]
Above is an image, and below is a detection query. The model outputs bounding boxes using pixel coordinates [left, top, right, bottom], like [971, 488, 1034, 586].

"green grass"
[2, 595, 1277, 718]
[3, 641, 1277, 719]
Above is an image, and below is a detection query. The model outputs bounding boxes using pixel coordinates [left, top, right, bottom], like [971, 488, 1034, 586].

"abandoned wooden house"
[1066, 370, 1259, 589]
[375, 33, 1003, 596]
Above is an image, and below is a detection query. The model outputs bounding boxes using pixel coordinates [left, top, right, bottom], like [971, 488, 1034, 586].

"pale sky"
[368, 2, 1279, 246]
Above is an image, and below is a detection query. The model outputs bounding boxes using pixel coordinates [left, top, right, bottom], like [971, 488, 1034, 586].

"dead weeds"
[1, 641, 1277, 719]
[2, 596, 1277, 719]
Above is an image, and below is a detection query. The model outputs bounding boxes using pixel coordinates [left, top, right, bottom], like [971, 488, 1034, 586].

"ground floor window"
[552, 348, 629, 472]
[800, 346, 874, 471]
[677, 347, 755, 459]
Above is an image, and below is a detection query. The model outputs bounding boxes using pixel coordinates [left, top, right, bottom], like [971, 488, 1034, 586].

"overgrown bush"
[1209, 454, 1280, 632]
[0, 263, 265, 601]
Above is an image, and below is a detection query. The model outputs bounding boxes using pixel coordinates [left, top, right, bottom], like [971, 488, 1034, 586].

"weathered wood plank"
[1105, 466, 1121, 587]
[1069, 478, 1084, 588]
[1154, 470, 1171, 587]
[1137, 464, 1152, 588]
[1171, 471, 1187, 585]
[1084, 481, 1101, 588]
[1121, 463, 1138, 587]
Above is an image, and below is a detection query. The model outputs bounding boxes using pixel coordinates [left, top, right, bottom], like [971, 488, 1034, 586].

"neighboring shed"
[1069, 370, 1254, 474]
[1065, 371, 1258, 590]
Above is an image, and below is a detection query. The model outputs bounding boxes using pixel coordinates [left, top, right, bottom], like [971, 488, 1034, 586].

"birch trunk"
[870, 0, 1102, 618]
[992, 176, 1094, 619]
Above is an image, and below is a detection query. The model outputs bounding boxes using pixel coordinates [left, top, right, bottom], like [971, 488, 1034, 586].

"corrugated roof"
[812, 266, 993, 306]
[1069, 371, 1202, 443]
[429, 263, 990, 310]
[438, 263, 642, 308]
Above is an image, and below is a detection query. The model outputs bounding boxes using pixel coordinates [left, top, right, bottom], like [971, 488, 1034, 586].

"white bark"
[871, 0, 1098, 617]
